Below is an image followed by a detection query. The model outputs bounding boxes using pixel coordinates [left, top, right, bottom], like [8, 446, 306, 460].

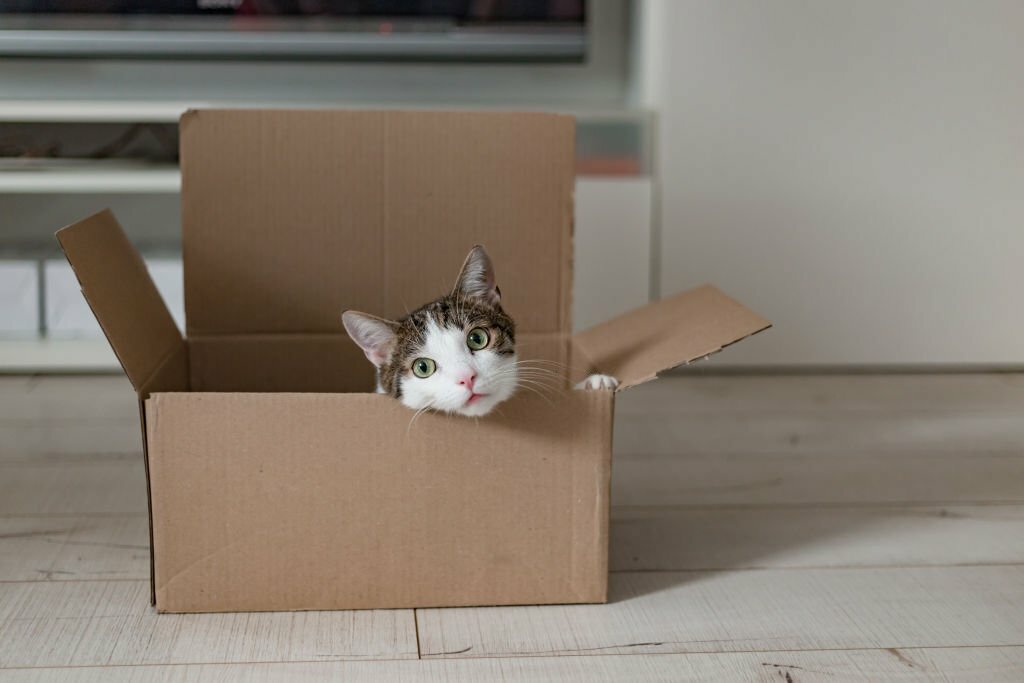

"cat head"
[342, 245, 518, 417]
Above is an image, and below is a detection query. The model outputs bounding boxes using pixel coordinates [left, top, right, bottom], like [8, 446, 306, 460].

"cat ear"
[453, 245, 500, 306]
[342, 311, 400, 368]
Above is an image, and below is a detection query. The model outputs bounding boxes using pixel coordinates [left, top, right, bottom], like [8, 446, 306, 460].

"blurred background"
[1, 0, 1021, 372]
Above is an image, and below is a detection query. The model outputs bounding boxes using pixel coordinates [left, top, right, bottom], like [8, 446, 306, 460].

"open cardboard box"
[56, 110, 770, 613]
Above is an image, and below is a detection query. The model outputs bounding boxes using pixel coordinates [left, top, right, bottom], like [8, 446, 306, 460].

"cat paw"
[575, 373, 619, 391]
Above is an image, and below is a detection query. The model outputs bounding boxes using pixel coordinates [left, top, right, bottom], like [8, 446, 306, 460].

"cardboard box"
[56, 110, 769, 613]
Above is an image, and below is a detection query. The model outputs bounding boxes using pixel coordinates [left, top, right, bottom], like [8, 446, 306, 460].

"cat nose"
[457, 372, 476, 391]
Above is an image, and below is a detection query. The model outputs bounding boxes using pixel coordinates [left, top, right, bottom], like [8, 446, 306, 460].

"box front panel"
[146, 390, 611, 612]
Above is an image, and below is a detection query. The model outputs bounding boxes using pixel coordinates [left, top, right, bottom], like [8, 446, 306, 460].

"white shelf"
[0, 100, 204, 123]
[0, 99, 650, 124]
[0, 165, 180, 194]
[0, 339, 119, 373]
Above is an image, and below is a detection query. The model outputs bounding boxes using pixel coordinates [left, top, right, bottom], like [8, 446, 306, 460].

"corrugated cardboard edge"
[55, 209, 184, 392]
[586, 391, 613, 604]
[572, 284, 772, 390]
[56, 209, 189, 605]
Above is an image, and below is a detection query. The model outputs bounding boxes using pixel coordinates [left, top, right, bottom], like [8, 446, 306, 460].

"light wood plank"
[0, 457, 147, 515]
[0, 376, 139, 459]
[0, 375, 136, 422]
[0, 376, 32, 395]
[616, 373, 1024, 415]
[418, 567, 1024, 658]
[5, 504, 1022, 583]
[614, 412, 1024, 456]
[0, 581, 417, 668]
[612, 452, 1024, 506]
[8, 442, 1023, 519]
[0, 516, 149, 582]
[611, 504, 1024, 571]
[4, 646, 1024, 682]
[0, 421, 141, 459]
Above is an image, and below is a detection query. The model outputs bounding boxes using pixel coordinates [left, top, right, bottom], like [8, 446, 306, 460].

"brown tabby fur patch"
[379, 294, 515, 399]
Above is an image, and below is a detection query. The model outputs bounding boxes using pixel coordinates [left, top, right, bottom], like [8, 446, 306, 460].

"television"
[0, 1, 586, 61]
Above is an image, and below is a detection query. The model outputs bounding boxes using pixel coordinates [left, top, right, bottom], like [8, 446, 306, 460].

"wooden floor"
[2, 374, 1024, 681]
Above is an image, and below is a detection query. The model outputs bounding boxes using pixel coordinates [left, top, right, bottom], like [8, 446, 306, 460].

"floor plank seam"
[608, 561, 1024, 573]
[414, 642, 1024, 662]
[616, 451, 1024, 459]
[413, 609, 422, 660]
[0, 418, 141, 425]
[611, 500, 1024, 512]
[8, 561, 1024, 589]
[0, 514, 149, 519]
[616, 409, 1024, 417]
[3, 643, 1023, 671]
[0, 578, 146, 584]
[5, 560, 1024, 585]
[6, 500, 1024, 520]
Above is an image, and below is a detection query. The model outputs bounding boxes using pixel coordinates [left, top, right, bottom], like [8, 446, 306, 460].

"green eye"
[412, 358, 436, 378]
[466, 327, 490, 351]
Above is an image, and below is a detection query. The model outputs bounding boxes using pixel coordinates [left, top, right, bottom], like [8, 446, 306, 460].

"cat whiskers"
[505, 363, 567, 389]
[514, 358, 569, 369]
[512, 360, 570, 379]
[488, 368, 562, 406]
[509, 381, 557, 406]
[512, 360, 585, 396]
[494, 363, 564, 384]
[406, 401, 435, 435]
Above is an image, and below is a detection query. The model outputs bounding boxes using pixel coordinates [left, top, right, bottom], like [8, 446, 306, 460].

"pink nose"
[457, 372, 476, 391]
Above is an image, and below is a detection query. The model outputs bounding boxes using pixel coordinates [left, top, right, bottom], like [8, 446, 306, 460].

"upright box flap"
[180, 109, 575, 337]
[572, 284, 771, 390]
[56, 210, 183, 392]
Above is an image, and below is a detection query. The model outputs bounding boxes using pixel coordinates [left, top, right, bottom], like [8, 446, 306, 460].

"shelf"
[0, 100, 204, 123]
[0, 99, 650, 124]
[0, 103, 652, 187]
[0, 338, 119, 373]
[0, 165, 180, 194]
[0, 163, 649, 195]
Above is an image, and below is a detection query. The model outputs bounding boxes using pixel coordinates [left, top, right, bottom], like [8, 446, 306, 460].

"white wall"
[575, 178, 652, 331]
[646, 1, 1024, 366]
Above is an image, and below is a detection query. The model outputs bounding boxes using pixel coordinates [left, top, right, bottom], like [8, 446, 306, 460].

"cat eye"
[412, 357, 436, 378]
[466, 327, 490, 351]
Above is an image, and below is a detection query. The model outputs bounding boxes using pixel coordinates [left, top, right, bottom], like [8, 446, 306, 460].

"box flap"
[572, 284, 771, 390]
[56, 209, 183, 392]
[180, 109, 575, 337]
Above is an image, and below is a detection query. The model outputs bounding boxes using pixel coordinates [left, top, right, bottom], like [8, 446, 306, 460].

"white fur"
[576, 373, 619, 390]
[398, 319, 518, 417]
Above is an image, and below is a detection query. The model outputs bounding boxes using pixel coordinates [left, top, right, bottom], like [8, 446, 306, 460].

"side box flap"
[572, 284, 771, 390]
[56, 209, 183, 392]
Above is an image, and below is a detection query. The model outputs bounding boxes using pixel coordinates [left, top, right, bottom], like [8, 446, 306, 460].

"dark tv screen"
[0, 1, 587, 61]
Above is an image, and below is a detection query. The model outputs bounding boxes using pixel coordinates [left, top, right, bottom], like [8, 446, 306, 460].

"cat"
[342, 245, 618, 417]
